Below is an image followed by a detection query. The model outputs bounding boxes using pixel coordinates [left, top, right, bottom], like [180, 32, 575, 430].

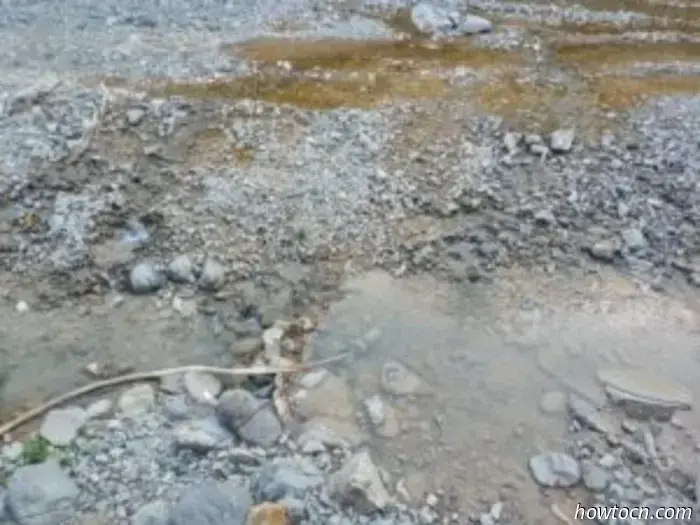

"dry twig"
[0, 352, 350, 437]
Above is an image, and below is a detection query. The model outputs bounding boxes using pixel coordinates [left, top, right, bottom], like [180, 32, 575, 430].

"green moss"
[21, 436, 50, 464]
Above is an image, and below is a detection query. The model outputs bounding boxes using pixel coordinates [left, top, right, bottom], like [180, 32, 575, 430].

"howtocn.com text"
[575, 504, 693, 522]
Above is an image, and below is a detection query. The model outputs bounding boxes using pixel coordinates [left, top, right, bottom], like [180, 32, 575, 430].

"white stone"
[328, 450, 392, 512]
[85, 399, 113, 420]
[118, 384, 155, 417]
[183, 371, 222, 405]
[39, 406, 87, 446]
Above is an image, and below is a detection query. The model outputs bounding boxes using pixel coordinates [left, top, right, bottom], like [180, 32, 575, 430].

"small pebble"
[85, 399, 113, 420]
[198, 257, 226, 291]
[183, 371, 222, 405]
[118, 384, 155, 417]
[130, 262, 165, 294]
[15, 300, 29, 313]
[40, 406, 87, 446]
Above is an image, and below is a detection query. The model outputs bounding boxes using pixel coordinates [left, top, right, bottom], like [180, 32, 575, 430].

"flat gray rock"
[6, 460, 79, 525]
[167, 480, 251, 525]
[39, 406, 86, 446]
[216, 389, 263, 431]
[528, 452, 581, 488]
[133, 500, 169, 525]
[251, 457, 325, 502]
[85, 398, 113, 420]
[460, 14, 492, 34]
[567, 394, 612, 434]
[167, 254, 195, 283]
[238, 407, 282, 448]
[597, 367, 692, 410]
[198, 257, 227, 291]
[549, 128, 575, 153]
[130, 261, 165, 294]
[409, 3, 454, 35]
[183, 371, 222, 405]
[173, 418, 232, 452]
[581, 462, 611, 492]
[118, 384, 156, 417]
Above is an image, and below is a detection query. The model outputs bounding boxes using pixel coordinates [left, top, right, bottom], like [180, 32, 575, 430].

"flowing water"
[310, 268, 700, 521]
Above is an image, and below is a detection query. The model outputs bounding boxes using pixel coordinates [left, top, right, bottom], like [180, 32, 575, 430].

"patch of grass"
[21, 436, 50, 465]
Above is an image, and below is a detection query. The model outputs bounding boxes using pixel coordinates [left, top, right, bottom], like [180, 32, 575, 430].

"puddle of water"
[99, 29, 700, 117]
[309, 269, 700, 518]
[532, 18, 700, 35]
[230, 37, 524, 72]
[575, 0, 700, 19]
[158, 73, 448, 110]
[310, 271, 565, 513]
[469, 71, 700, 132]
[552, 40, 700, 70]
[507, 0, 700, 19]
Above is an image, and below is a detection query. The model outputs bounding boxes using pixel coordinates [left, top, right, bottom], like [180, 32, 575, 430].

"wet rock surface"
[0, 333, 698, 525]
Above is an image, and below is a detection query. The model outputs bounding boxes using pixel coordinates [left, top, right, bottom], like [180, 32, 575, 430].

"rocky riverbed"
[1, 0, 700, 523]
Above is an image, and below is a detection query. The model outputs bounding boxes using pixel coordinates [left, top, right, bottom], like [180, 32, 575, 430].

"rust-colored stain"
[588, 73, 700, 109]
[230, 37, 524, 72]
[571, 0, 700, 20]
[547, 18, 700, 35]
[187, 128, 256, 167]
[552, 41, 700, 70]
[232, 146, 256, 166]
[152, 72, 449, 110]
[470, 75, 592, 131]
[503, 0, 700, 21]
[97, 23, 700, 124]
[470, 72, 700, 132]
[498, 14, 700, 36]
